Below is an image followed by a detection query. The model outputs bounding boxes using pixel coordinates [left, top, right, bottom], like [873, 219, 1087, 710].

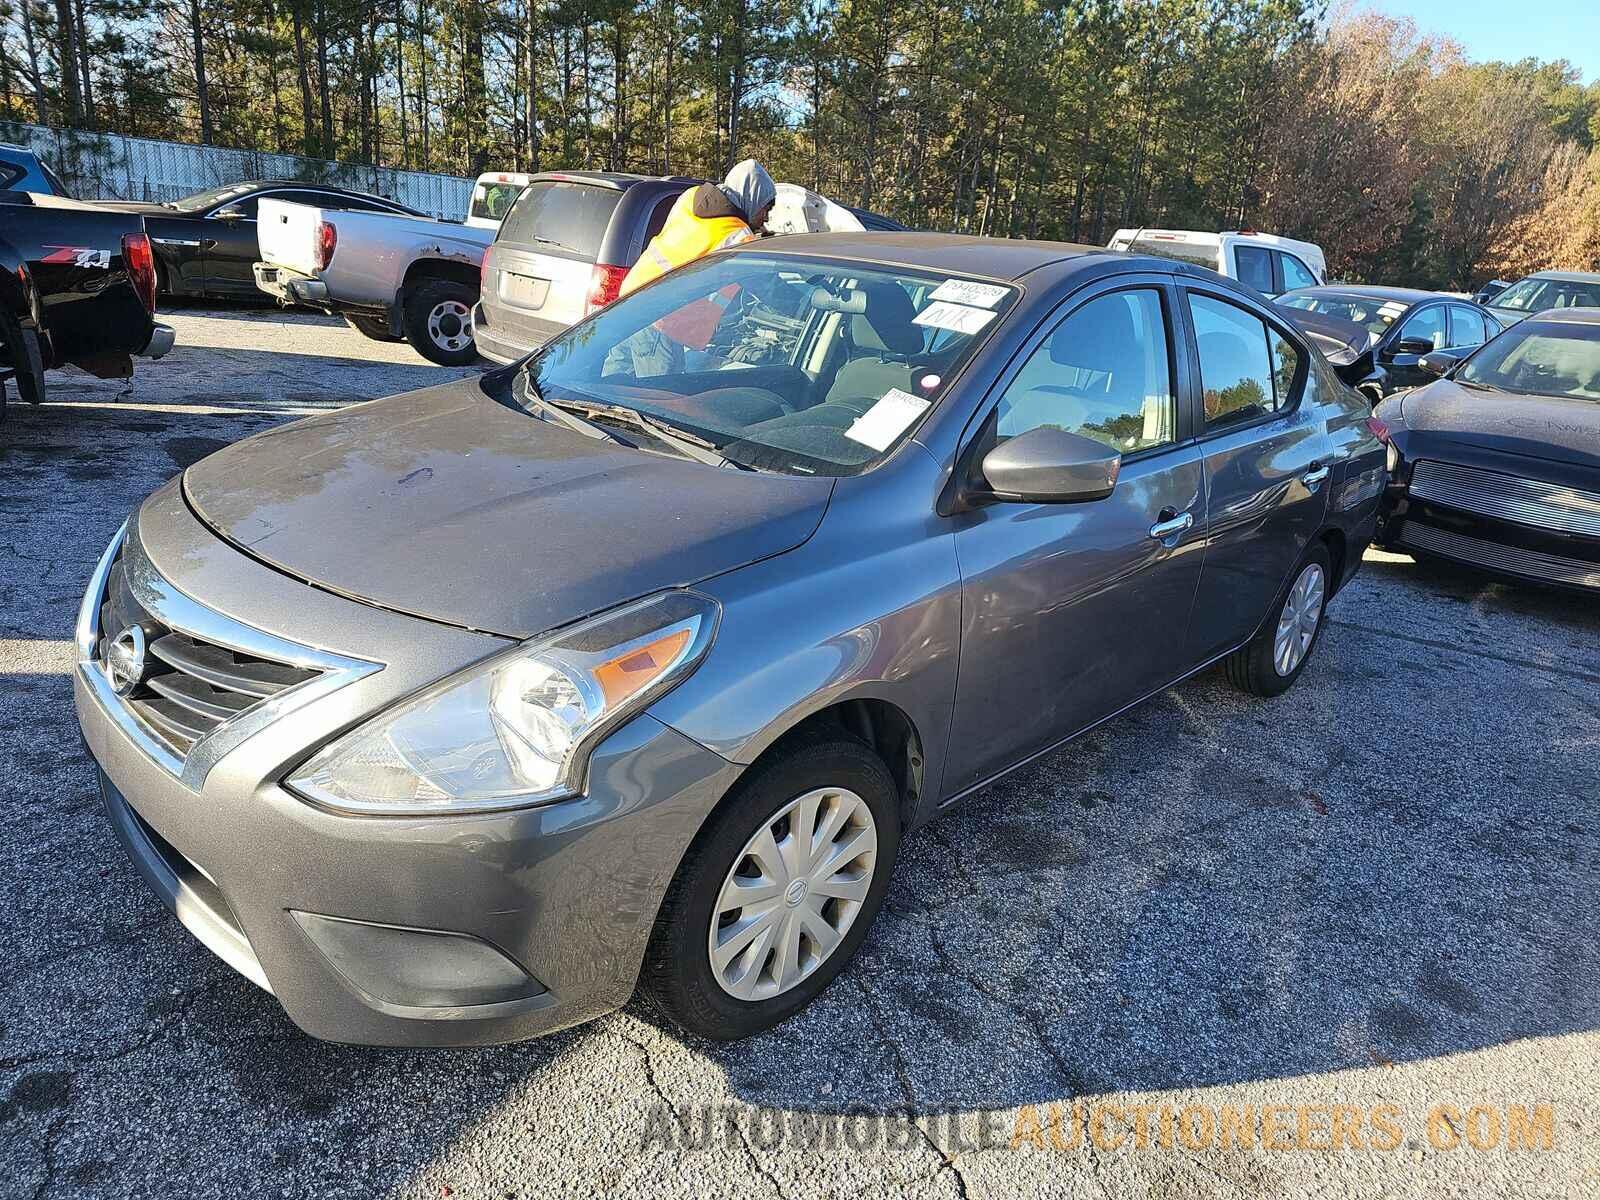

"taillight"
[1365, 416, 1390, 443]
[585, 263, 628, 314]
[316, 220, 337, 270]
[122, 232, 156, 314]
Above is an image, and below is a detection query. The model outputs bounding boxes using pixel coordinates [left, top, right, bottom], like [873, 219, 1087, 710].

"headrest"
[1050, 295, 1137, 373]
[690, 183, 740, 221]
[850, 281, 922, 356]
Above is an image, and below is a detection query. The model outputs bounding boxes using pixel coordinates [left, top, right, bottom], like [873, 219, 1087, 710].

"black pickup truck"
[1, 191, 174, 423]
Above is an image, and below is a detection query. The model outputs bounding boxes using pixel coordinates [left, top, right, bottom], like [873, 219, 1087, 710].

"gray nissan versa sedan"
[74, 233, 1386, 1045]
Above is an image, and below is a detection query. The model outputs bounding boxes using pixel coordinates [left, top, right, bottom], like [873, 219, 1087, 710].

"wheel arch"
[400, 255, 481, 299]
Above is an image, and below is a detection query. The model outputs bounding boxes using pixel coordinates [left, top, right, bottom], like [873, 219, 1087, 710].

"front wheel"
[402, 280, 479, 365]
[1225, 542, 1332, 697]
[642, 736, 901, 1041]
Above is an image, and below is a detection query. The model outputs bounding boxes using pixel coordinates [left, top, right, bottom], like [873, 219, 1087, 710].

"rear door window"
[1449, 305, 1488, 348]
[1189, 293, 1280, 428]
[1234, 246, 1276, 295]
[499, 182, 623, 260]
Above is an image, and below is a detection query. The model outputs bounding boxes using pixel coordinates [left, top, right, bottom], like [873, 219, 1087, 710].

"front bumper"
[253, 262, 329, 307]
[74, 485, 741, 1045]
[1379, 458, 1600, 591]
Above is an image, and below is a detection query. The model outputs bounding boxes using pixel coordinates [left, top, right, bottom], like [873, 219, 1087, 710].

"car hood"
[1485, 305, 1530, 327]
[1274, 305, 1375, 369]
[1397, 379, 1600, 489]
[181, 378, 834, 639]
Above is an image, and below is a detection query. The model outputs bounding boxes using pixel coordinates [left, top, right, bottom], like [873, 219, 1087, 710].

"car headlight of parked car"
[289, 591, 719, 815]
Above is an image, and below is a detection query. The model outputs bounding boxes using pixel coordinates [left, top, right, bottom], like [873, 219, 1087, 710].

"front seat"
[822, 280, 924, 411]
[997, 294, 1142, 439]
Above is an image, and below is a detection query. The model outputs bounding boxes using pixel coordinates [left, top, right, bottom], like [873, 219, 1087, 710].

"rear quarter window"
[499, 182, 624, 259]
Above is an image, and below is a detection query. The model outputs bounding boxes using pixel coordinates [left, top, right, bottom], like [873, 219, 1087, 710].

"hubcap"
[1273, 562, 1326, 677]
[426, 300, 472, 352]
[708, 787, 878, 1001]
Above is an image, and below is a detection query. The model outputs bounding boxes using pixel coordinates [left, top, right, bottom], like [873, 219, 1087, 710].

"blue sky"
[1370, 0, 1600, 82]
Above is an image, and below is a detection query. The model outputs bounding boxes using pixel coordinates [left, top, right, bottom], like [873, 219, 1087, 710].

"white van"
[465, 172, 534, 230]
[1107, 228, 1326, 297]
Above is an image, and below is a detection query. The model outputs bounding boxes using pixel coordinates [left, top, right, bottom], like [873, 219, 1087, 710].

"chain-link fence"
[6, 122, 475, 218]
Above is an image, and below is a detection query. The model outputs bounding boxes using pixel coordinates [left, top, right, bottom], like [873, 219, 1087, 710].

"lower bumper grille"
[1409, 459, 1600, 538]
[97, 550, 322, 758]
[1399, 520, 1600, 589]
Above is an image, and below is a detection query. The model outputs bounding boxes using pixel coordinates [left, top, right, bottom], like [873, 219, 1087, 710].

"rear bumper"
[253, 262, 329, 307]
[469, 301, 547, 365]
[139, 322, 175, 359]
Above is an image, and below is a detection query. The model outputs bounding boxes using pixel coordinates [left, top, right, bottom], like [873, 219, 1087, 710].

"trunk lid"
[181, 377, 833, 639]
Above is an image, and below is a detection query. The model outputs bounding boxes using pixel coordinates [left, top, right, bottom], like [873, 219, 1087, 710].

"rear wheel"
[642, 735, 900, 1041]
[402, 280, 478, 365]
[343, 313, 403, 342]
[1225, 542, 1332, 697]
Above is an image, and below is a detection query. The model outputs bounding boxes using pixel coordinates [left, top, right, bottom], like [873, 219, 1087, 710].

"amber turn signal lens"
[593, 628, 693, 708]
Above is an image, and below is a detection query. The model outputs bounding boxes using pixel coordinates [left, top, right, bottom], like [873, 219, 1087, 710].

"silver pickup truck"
[253, 198, 493, 365]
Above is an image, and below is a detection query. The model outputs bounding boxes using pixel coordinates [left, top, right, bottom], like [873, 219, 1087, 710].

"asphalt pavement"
[2, 306, 1596, 1199]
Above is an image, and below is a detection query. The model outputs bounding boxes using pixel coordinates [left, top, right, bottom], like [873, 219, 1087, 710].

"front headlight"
[288, 591, 718, 815]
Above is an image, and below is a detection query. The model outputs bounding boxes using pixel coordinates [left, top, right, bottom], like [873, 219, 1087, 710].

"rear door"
[1447, 303, 1489, 354]
[480, 180, 624, 348]
[1180, 285, 1332, 661]
[945, 276, 1209, 794]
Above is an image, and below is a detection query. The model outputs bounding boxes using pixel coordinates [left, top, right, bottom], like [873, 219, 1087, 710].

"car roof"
[1521, 306, 1600, 326]
[1293, 283, 1441, 304]
[529, 170, 700, 190]
[741, 231, 1112, 282]
[1524, 270, 1600, 283]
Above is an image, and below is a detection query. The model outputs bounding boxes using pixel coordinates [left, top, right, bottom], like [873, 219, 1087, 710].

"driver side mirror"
[979, 426, 1121, 504]
[1392, 336, 1435, 357]
[1418, 350, 1461, 378]
[212, 204, 246, 221]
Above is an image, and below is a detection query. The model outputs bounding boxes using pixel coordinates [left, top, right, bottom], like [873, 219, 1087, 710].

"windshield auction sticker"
[845, 388, 931, 451]
[930, 279, 1011, 308]
[915, 301, 997, 334]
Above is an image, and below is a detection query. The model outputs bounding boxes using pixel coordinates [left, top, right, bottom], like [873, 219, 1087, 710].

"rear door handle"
[1303, 463, 1330, 487]
[1149, 510, 1194, 540]
[200, 238, 218, 251]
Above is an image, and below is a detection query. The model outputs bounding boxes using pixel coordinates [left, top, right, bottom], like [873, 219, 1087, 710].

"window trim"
[952, 273, 1196, 481]
[1177, 282, 1311, 442]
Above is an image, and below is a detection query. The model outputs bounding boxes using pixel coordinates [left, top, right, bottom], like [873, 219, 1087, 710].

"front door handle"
[1149, 510, 1194, 540]
[1303, 462, 1331, 487]
[200, 238, 219, 251]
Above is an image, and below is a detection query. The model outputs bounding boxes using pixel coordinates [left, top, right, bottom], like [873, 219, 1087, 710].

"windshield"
[1492, 277, 1600, 314]
[1278, 291, 1404, 335]
[1456, 321, 1600, 400]
[1123, 236, 1221, 272]
[526, 252, 1017, 476]
[169, 182, 258, 212]
[471, 180, 526, 224]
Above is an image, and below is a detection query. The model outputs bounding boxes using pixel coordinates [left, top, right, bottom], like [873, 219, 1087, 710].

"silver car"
[75, 234, 1385, 1045]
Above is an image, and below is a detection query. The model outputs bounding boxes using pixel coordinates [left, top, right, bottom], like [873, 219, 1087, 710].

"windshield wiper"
[533, 235, 581, 254]
[559, 400, 754, 471]
[518, 368, 637, 448]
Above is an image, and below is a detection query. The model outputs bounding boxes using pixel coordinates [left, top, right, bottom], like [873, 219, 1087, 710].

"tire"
[401, 280, 479, 365]
[641, 734, 901, 1041]
[344, 312, 404, 342]
[1224, 541, 1333, 698]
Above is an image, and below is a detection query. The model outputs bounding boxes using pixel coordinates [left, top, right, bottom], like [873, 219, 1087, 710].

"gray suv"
[471, 171, 700, 364]
[75, 235, 1384, 1045]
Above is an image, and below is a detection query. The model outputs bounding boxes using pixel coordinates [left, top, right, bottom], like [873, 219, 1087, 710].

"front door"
[1179, 286, 1332, 661]
[945, 280, 1209, 795]
[1381, 302, 1448, 392]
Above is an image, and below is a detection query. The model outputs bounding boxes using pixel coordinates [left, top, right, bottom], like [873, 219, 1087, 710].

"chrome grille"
[96, 549, 322, 758]
[1409, 460, 1600, 538]
[1399, 521, 1600, 589]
